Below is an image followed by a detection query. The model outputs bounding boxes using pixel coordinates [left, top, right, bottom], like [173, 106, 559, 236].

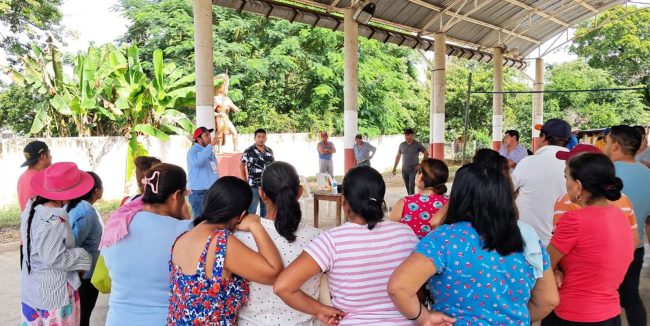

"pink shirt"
[551, 206, 634, 322]
[17, 169, 39, 211]
[304, 221, 418, 325]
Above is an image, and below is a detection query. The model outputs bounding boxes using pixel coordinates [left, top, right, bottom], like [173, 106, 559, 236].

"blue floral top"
[414, 221, 550, 325]
[167, 229, 249, 325]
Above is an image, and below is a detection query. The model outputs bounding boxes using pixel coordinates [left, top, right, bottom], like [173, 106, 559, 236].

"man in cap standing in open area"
[393, 128, 429, 195]
[604, 125, 650, 326]
[187, 126, 219, 218]
[512, 118, 571, 245]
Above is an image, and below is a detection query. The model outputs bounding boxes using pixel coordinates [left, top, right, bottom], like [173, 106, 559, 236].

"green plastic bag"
[90, 255, 111, 293]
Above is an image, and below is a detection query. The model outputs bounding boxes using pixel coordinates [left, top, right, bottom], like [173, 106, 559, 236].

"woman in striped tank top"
[274, 166, 421, 325]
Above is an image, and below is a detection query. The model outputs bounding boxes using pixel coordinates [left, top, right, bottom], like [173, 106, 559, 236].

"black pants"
[618, 247, 646, 326]
[78, 278, 99, 326]
[401, 169, 417, 195]
[541, 311, 621, 326]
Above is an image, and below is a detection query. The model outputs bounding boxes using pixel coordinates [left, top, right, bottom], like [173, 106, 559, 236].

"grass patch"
[0, 199, 122, 229]
[0, 205, 21, 228]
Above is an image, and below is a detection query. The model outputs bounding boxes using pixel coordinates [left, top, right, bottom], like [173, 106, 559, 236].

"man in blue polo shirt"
[604, 125, 650, 326]
[187, 126, 219, 218]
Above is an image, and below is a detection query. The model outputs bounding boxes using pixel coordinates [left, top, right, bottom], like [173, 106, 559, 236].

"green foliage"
[117, 0, 428, 136]
[571, 6, 650, 103]
[0, 83, 39, 134]
[0, 0, 63, 62]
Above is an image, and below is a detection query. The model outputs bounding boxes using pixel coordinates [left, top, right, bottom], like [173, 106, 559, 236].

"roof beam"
[408, 0, 541, 44]
[501, 0, 570, 27]
[441, 0, 493, 32]
[418, 0, 466, 33]
[327, 0, 343, 11]
[572, 0, 599, 13]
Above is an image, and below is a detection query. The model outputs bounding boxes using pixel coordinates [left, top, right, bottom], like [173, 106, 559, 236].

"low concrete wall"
[1, 133, 409, 207]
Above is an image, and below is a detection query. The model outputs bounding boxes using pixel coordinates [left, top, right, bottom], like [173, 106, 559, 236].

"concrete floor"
[2, 178, 649, 325]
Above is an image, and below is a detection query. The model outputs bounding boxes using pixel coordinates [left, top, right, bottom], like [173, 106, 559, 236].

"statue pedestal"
[217, 152, 244, 179]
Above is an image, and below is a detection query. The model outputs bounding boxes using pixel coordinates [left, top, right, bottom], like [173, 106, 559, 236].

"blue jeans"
[188, 190, 207, 219]
[248, 187, 267, 218]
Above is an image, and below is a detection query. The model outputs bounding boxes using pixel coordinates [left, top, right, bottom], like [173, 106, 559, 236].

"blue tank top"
[318, 142, 333, 160]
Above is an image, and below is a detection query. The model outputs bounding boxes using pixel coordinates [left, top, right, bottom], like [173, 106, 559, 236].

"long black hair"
[444, 163, 523, 256]
[261, 162, 302, 242]
[194, 176, 253, 226]
[472, 148, 509, 176]
[342, 166, 386, 230]
[567, 152, 623, 203]
[67, 171, 102, 212]
[141, 163, 186, 205]
[25, 195, 50, 273]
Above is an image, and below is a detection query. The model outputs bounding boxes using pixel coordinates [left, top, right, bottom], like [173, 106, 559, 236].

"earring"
[575, 194, 583, 201]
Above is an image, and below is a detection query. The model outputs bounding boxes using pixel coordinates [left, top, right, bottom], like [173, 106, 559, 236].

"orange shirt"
[553, 193, 637, 229]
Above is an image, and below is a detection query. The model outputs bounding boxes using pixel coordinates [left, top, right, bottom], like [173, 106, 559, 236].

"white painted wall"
[1, 133, 409, 207]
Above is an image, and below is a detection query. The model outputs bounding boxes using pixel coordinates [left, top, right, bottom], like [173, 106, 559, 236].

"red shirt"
[399, 193, 448, 239]
[551, 206, 634, 322]
[17, 169, 39, 211]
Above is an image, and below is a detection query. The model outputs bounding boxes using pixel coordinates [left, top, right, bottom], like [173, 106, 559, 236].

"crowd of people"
[16, 119, 650, 326]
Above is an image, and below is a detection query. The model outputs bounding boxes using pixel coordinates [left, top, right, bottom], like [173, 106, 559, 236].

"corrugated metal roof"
[212, 0, 630, 69]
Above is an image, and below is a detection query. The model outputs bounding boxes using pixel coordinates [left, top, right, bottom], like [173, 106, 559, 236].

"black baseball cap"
[21, 141, 49, 167]
[535, 118, 572, 140]
[404, 128, 415, 135]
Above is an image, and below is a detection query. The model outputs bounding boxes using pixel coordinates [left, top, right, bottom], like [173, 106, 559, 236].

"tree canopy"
[0, 0, 63, 61]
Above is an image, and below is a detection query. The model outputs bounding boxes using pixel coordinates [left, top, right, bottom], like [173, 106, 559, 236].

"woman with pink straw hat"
[20, 162, 94, 326]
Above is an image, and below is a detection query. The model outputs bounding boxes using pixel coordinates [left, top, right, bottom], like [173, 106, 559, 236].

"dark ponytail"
[261, 162, 302, 242]
[67, 172, 102, 212]
[419, 158, 449, 195]
[567, 153, 623, 203]
[25, 196, 49, 273]
[342, 166, 386, 230]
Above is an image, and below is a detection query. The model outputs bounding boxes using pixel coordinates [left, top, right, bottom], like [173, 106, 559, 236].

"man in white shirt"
[512, 118, 571, 245]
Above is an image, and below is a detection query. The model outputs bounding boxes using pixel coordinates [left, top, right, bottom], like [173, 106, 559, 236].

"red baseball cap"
[193, 127, 214, 140]
[556, 144, 602, 161]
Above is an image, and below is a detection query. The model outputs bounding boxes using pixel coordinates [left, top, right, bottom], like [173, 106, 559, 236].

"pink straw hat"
[30, 162, 95, 201]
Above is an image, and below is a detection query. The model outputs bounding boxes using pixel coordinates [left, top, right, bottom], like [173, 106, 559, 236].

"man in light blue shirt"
[187, 126, 219, 218]
[498, 130, 528, 168]
[605, 125, 650, 326]
[353, 134, 376, 167]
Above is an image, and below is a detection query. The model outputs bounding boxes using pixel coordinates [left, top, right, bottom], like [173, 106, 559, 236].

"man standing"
[317, 131, 335, 176]
[498, 130, 528, 168]
[17, 140, 52, 211]
[241, 129, 275, 217]
[512, 118, 571, 245]
[604, 125, 650, 326]
[187, 126, 219, 218]
[392, 128, 429, 195]
[353, 134, 376, 167]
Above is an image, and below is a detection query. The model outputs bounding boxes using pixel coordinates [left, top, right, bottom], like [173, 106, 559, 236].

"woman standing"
[542, 153, 634, 325]
[236, 162, 322, 325]
[167, 176, 283, 324]
[388, 163, 559, 325]
[389, 158, 449, 238]
[274, 166, 418, 325]
[101, 163, 192, 325]
[21, 162, 94, 325]
[67, 172, 104, 326]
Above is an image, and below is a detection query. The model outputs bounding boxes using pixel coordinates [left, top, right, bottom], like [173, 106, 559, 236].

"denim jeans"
[188, 189, 207, 219]
[248, 187, 267, 218]
[401, 169, 417, 195]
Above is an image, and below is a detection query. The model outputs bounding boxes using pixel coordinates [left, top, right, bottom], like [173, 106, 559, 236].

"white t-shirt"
[235, 219, 322, 326]
[512, 145, 569, 245]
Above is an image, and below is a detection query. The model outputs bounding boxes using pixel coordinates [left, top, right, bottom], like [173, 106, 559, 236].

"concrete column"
[193, 0, 215, 130]
[492, 47, 504, 151]
[430, 33, 446, 160]
[532, 58, 544, 152]
[343, 7, 359, 173]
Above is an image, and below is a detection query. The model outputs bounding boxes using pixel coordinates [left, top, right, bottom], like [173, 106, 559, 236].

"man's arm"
[369, 144, 377, 159]
[317, 143, 326, 155]
[240, 162, 248, 181]
[392, 149, 401, 175]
